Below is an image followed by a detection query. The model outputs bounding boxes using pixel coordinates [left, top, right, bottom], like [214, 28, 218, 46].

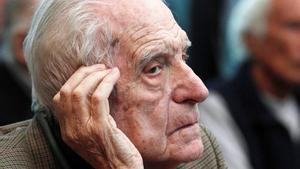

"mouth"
[176, 122, 198, 131]
[169, 119, 199, 136]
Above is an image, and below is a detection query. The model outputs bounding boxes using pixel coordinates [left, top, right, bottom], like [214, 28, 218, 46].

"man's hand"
[52, 64, 143, 169]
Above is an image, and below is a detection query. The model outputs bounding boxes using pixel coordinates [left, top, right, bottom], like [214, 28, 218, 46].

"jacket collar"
[34, 110, 93, 169]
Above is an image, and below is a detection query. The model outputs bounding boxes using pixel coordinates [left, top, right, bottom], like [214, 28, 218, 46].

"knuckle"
[77, 66, 86, 72]
[60, 85, 71, 98]
[71, 89, 84, 102]
[91, 93, 104, 105]
[52, 93, 60, 104]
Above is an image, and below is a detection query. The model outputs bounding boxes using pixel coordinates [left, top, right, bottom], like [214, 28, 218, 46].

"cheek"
[278, 38, 299, 57]
[267, 37, 299, 70]
[263, 35, 297, 72]
[115, 102, 170, 160]
[275, 63, 300, 84]
[112, 85, 171, 158]
[263, 57, 300, 85]
[268, 30, 300, 59]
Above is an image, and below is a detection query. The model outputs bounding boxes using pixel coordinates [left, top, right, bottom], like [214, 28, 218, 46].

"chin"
[171, 138, 204, 162]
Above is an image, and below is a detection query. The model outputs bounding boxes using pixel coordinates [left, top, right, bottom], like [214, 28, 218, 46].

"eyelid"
[183, 45, 191, 62]
[182, 53, 189, 61]
[183, 40, 192, 52]
[283, 21, 300, 30]
[143, 61, 163, 77]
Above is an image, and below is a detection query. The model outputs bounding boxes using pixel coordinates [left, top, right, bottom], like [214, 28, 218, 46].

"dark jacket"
[216, 62, 300, 169]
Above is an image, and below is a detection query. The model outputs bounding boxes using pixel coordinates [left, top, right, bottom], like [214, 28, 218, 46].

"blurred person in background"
[0, 0, 6, 48]
[218, 0, 241, 79]
[0, 0, 39, 125]
[200, 0, 300, 169]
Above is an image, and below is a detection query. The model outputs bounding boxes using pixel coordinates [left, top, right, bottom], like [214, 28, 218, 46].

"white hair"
[221, 0, 272, 78]
[24, 0, 118, 110]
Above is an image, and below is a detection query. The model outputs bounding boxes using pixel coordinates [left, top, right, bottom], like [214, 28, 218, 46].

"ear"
[12, 31, 27, 68]
[243, 33, 263, 57]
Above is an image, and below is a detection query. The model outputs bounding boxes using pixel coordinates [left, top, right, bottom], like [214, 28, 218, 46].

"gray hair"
[221, 0, 272, 78]
[24, 0, 118, 110]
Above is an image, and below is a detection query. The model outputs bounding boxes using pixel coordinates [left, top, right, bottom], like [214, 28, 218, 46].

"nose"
[171, 63, 209, 104]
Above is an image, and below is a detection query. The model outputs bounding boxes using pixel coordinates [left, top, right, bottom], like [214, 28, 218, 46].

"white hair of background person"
[220, 0, 271, 78]
[24, 0, 120, 110]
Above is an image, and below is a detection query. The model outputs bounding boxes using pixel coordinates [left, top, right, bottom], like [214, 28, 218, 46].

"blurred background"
[166, 0, 241, 81]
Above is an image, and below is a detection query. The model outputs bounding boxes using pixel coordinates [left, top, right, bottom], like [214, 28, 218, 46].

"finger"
[91, 67, 120, 121]
[52, 92, 61, 110]
[65, 64, 106, 88]
[52, 92, 71, 130]
[59, 64, 106, 102]
[71, 69, 113, 120]
[56, 64, 106, 114]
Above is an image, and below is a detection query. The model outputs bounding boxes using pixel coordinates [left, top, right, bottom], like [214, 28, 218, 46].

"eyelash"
[182, 53, 189, 62]
[143, 62, 163, 77]
[142, 51, 188, 76]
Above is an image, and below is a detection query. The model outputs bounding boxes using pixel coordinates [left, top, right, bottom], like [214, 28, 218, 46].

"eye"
[150, 66, 161, 73]
[182, 53, 189, 62]
[283, 21, 300, 31]
[143, 63, 163, 77]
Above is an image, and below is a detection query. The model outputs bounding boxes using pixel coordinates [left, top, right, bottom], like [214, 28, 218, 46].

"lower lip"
[176, 123, 199, 133]
[176, 123, 201, 141]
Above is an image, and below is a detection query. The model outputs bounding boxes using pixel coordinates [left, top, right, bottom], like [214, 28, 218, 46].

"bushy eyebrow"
[184, 40, 192, 52]
[136, 39, 192, 74]
[136, 48, 167, 75]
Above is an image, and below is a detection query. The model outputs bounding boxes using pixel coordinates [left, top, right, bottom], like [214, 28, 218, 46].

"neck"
[251, 63, 293, 99]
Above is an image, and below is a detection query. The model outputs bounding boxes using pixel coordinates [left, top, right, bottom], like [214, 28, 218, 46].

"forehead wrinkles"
[106, 0, 171, 29]
[126, 22, 184, 62]
[128, 21, 178, 42]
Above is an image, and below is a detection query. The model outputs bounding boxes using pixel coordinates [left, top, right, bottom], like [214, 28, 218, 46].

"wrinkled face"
[250, 0, 300, 85]
[107, 0, 208, 167]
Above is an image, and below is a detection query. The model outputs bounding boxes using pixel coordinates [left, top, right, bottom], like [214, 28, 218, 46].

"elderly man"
[0, 0, 226, 168]
[0, 0, 40, 125]
[200, 0, 300, 169]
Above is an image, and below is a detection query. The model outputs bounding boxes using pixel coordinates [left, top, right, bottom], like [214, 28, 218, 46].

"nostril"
[172, 73, 209, 104]
[191, 76, 209, 103]
[199, 85, 209, 102]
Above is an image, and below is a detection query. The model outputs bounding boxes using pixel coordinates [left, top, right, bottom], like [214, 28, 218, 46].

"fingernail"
[112, 67, 119, 73]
